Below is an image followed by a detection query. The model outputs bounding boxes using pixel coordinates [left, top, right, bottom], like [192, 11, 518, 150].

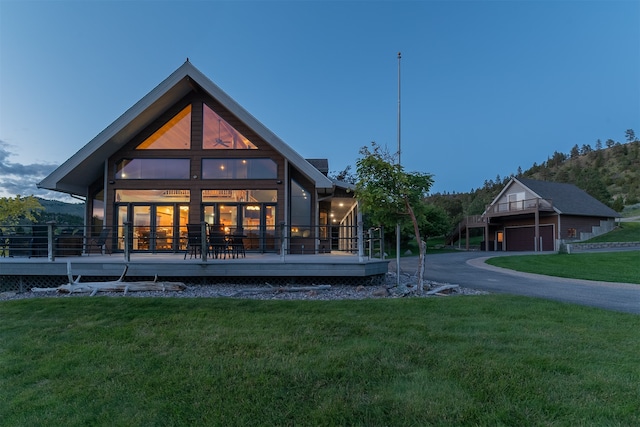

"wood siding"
[559, 215, 611, 241]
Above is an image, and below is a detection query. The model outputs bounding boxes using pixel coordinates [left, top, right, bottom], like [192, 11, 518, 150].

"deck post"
[465, 223, 469, 251]
[124, 222, 131, 262]
[484, 221, 489, 252]
[200, 221, 208, 262]
[357, 210, 364, 263]
[47, 221, 56, 262]
[279, 222, 286, 262]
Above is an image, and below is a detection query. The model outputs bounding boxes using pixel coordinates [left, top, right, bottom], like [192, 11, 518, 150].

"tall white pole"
[396, 52, 401, 287]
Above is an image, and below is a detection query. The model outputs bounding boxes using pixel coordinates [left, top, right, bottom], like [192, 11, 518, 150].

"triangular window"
[203, 104, 257, 150]
[137, 105, 191, 150]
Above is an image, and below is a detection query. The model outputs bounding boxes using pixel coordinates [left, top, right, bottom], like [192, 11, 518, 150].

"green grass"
[1, 297, 639, 426]
[584, 221, 640, 243]
[622, 205, 640, 218]
[486, 251, 640, 284]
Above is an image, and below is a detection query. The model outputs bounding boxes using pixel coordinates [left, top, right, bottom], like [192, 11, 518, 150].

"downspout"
[534, 199, 540, 252]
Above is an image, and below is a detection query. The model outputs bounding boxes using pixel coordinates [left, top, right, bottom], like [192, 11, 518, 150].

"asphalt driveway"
[389, 251, 640, 314]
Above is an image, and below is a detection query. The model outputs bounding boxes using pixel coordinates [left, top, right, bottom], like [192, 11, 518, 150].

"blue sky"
[1, 0, 638, 201]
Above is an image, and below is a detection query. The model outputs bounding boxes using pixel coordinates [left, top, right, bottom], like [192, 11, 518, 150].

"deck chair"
[85, 228, 111, 255]
[184, 224, 203, 259]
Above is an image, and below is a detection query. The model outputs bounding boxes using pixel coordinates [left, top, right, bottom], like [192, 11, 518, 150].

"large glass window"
[203, 104, 257, 150]
[202, 189, 277, 203]
[115, 190, 190, 203]
[116, 159, 190, 180]
[136, 105, 191, 149]
[290, 179, 310, 236]
[202, 158, 277, 179]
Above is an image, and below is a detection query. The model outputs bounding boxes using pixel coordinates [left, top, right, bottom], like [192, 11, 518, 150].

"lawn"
[583, 221, 640, 243]
[486, 251, 640, 284]
[1, 297, 639, 426]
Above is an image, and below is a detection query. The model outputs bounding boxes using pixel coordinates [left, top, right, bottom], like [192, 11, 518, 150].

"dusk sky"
[1, 0, 638, 201]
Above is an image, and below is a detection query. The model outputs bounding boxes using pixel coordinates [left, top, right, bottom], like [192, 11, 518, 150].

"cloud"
[0, 139, 71, 201]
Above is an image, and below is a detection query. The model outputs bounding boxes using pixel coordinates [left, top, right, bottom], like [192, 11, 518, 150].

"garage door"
[505, 225, 554, 251]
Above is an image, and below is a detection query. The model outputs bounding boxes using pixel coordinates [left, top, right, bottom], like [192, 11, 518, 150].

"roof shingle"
[517, 178, 620, 218]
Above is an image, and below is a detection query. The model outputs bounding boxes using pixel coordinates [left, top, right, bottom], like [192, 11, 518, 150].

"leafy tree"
[355, 142, 434, 293]
[427, 193, 465, 224]
[0, 195, 44, 226]
[595, 139, 602, 150]
[329, 165, 356, 184]
[611, 197, 625, 212]
[606, 139, 615, 149]
[418, 204, 451, 240]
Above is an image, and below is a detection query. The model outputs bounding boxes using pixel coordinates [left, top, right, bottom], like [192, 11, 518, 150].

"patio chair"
[229, 228, 246, 258]
[85, 228, 112, 255]
[184, 224, 203, 259]
[29, 225, 48, 258]
[208, 224, 228, 259]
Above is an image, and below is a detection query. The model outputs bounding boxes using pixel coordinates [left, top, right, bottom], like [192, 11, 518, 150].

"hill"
[522, 140, 640, 209]
[35, 197, 84, 226]
[428, 136, 640, 226]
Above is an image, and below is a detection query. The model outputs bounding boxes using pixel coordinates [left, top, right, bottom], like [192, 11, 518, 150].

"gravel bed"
[0, 273, 488, 301]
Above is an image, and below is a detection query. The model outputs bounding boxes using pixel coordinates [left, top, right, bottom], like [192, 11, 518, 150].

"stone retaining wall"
[566, 242, 640, 253]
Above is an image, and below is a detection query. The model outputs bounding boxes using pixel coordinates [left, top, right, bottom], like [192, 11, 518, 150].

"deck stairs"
[445, 215, 487, 245]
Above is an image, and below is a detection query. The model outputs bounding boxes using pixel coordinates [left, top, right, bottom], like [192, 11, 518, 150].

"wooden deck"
[0, 252, 390, 290]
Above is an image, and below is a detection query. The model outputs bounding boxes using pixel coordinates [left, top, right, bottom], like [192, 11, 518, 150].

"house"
[38, 61, 358, 255]
[459, 177, 620, 252]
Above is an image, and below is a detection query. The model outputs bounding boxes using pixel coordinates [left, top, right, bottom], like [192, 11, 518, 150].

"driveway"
[389, 251, 640, 314]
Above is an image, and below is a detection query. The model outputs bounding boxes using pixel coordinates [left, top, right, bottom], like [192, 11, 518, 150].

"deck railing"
[485, 197, 554, 215]
[1, 222, 370, 261]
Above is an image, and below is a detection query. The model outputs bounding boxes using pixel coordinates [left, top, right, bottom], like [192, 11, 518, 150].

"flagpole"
[396, 51, 401, 287]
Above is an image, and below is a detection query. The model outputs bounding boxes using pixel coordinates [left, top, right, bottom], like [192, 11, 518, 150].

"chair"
[208, 224, 228, 259]
[184, 224, 203, 259]
[229, 228, 246, 258]
[85, 228, 112, 255]
[29, 225, 49, 258]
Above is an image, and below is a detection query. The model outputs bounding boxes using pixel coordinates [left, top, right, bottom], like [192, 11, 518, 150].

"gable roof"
[501, 177, 620, 218]
[38, 61, 334, 196]
[306, 158, 329, 176]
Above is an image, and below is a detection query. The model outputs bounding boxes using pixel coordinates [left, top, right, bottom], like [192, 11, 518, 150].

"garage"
[505, 225, 555, 251]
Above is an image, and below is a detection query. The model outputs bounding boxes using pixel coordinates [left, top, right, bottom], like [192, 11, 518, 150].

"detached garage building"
[464, 178, 620, 252]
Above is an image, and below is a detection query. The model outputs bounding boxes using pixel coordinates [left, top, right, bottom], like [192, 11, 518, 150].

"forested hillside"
[35, 197, 84, 226]
[428, 131, 640, 226]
